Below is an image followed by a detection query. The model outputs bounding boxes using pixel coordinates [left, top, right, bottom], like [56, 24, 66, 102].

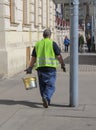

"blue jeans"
[37, 70, 56, 103]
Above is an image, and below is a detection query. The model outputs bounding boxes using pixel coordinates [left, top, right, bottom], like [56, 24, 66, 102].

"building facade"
[55, 3, 70, 51]
[0, 0, 56, 78]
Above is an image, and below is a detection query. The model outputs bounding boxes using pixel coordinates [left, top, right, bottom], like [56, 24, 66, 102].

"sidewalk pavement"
[0, 53, 96, 130]
[62, 52, 96, 72]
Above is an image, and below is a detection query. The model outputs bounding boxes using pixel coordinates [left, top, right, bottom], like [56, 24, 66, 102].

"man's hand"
[24, 66, 32, 74]
[61, 64, 66, 72]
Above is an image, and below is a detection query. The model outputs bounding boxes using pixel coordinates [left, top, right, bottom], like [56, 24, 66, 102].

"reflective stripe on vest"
[36, 57, 59, 66]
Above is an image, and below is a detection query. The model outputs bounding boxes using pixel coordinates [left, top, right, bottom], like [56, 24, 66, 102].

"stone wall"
[0, 0, 56, 78]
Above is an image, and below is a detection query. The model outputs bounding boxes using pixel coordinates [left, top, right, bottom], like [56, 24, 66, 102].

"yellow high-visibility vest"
[35, 38, 58, 69]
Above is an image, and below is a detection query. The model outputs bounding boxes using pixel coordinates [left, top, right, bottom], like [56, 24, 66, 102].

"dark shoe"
[42, 98, 48, 108]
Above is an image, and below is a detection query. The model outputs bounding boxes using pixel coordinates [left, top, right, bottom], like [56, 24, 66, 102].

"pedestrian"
[86, 34, 91, 52]
[25, 29, 66, 108]
[63, 35, 70, 52]
[78, 33, 84, 53]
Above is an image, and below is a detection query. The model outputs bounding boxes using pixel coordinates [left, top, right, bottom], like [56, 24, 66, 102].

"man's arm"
[53, 41, 66, 72]
[53, 41, 64, 64]
[29, 56, 36, 68]
[24, 47, 36, 74]
[56, 54, 66, 72]
[29, 47, 36, 67]
[56, 54, 64, 65]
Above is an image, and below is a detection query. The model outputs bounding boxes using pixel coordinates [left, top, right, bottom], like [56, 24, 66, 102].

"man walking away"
[25, 29, 66, 108]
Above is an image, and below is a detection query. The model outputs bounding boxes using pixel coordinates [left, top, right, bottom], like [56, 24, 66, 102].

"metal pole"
[70, 0, 79, 107]
[93, 0, 96, 50]
[91, 16, 94, 39]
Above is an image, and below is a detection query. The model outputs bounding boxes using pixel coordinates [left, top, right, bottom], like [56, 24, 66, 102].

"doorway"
[26, 47, 30, 67]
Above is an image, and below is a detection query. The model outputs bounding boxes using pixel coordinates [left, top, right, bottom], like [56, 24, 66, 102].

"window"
[42, 0, 47, 27]
[34, 0, 39, 27]
[46, 0, 50, 27]
[10, 0, 19, 23]
[23, 0, 30, 25]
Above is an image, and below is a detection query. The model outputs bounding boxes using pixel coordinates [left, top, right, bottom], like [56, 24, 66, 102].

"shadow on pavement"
[0, 99, 69, 108]
[0, 99, 42, 108]
[64, 54, 96, 65]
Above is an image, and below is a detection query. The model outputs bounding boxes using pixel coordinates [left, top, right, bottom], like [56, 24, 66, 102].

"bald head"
[43, 29, 51, 38]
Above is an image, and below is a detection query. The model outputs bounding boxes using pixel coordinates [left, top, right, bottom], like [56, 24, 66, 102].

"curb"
[57, 64, 96, 72]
